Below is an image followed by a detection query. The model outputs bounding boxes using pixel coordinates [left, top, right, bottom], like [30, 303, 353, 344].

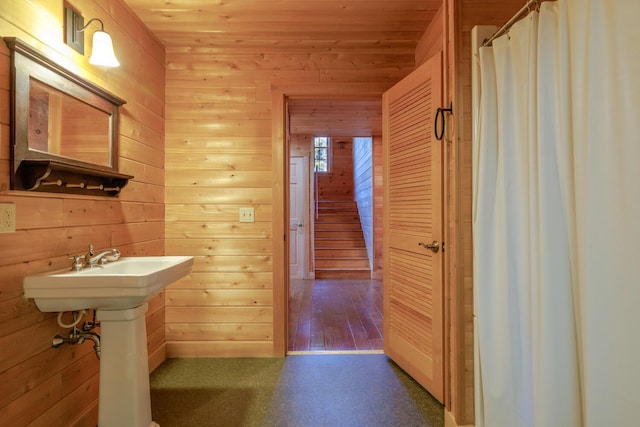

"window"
[314, 136, 330, 172]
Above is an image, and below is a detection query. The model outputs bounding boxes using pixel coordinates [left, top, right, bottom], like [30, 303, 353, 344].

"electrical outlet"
[0, 203, 16, 233]
[239, 207, 255, 223]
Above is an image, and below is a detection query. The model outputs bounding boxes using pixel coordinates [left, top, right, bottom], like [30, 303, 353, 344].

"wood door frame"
[272, 89, 288, 357]
[271, 87, 385, 357]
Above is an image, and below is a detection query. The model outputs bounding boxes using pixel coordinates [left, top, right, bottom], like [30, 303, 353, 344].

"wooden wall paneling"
[443, 0, 525, 424]
[164, 76, 279, 356]
[166, 306, 274, 324]
[119, 117, 164, 156]
[59, 352, 100, 398]
[165, 187, 272, 205]
[288, 98, 383, 136]
[166, 170, 274, 188]
[170, 224, 271, 248]
[0, 375, 62, 426]
[372, 135, 384, 278]
[166, 341, 275, 358]
[62, 199, 125, 226]
[161, 0, 420, 360]
[353, 137, 374, 270]
[166, 204, 273, 223]
[68, 405, 99, 427]
[165, 153, 273, 172]
[316, 137, 355, 200]
[0, 294, 50, 338]
[0, 328, 94, 408]
[416, 4, 444, 66]
[165, 323, 273, 342]
[170, 272, 273, 290]
[0, 0, 165, 424]
[166, 289, 274, 307]
[118, 133, 164, 169]
[29, 375, 100, 427]
[0, 261, 69, 303]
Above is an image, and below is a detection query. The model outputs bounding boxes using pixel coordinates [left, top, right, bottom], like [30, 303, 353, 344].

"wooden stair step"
[315, 258, 370, 269]
[317, 202, 357, 207]
[314, 199, 370, 277]
[315, 238, 365, 248]
[315, 230, 363, 239]
[315, 222, 363, 231]
[316, 214, 360, 222]
[317, 209, 358, 216]
[317, 201, 357, 206]
[315, 248, 369, 258]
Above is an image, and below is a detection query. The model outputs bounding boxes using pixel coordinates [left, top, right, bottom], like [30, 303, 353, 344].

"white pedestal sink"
[24, 256, 194, 427]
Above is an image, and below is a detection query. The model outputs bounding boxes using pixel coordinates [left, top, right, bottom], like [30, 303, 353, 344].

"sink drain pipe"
[52, 310, 102, 359]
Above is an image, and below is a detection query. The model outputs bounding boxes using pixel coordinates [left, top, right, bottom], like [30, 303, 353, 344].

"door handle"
[296, 223, 303, 227]
[418, 241, 440, 253]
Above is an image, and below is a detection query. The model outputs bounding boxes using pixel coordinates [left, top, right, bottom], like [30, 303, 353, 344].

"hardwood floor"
[288, 278, 383, 352]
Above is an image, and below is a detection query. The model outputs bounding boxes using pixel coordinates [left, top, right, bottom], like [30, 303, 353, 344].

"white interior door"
[289, 156, 306, 279]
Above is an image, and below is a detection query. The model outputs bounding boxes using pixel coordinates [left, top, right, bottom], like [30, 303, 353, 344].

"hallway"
[288, 279, 383, 353]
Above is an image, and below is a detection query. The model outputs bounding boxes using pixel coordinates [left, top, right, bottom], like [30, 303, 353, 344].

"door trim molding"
[272, 90, 288, 356]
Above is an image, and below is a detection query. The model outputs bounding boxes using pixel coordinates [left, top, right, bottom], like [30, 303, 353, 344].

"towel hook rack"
[434, 103, 453, 141]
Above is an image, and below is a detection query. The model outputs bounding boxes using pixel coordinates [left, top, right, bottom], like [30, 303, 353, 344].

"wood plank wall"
[372, 135, 384, 279]
[353, 137, 374, 271]
[442, 0, 525, 424]
[164, 32, 417, 357]
[317, 137, 354, 201]
[0, 0, 165, 424]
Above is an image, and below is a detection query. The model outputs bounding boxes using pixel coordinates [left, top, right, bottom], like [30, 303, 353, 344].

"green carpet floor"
[150, 354, 444, 427]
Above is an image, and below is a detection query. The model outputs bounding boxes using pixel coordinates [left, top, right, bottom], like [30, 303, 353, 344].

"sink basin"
[23, 256, 194, 312]
[24, 255, 194, 426]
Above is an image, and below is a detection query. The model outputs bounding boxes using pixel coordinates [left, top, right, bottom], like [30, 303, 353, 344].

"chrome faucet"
[85, 244, 121, 268]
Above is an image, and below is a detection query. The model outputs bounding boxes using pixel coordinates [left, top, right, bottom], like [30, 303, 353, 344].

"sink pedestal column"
[97, 303, 159, 427]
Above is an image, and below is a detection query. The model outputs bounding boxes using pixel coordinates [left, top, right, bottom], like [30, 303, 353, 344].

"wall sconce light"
[64, 4, 120, 67]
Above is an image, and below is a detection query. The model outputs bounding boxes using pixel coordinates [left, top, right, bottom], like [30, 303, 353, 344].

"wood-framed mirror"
[4, 37, 132, 196]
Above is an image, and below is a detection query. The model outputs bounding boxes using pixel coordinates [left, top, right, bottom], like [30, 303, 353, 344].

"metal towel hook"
[434, 103, 453, 141]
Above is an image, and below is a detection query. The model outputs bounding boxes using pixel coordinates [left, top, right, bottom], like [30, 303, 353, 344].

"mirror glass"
[29, 78, 111, 167]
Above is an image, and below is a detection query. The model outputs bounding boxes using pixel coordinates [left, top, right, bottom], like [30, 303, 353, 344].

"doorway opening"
[284, 97, 383, 354]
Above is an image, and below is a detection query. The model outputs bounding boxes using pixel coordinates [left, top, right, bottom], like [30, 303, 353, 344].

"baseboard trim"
[444, 409, 475, 427]
[148, 343, 166, 373]
[287, 350, 384, 355]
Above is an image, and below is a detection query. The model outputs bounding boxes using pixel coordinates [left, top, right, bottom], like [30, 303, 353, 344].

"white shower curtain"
[473, 1, 640, 426]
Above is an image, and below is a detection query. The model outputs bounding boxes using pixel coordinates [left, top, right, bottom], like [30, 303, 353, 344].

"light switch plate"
[0, 203, 16, 233]
[239, 207, 255, 223]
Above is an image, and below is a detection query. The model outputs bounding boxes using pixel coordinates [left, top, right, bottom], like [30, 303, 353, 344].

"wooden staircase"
[314, 200, 371, 279]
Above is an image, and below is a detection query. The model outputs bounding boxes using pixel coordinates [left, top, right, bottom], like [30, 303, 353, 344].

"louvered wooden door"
[382, 52, 444, 402]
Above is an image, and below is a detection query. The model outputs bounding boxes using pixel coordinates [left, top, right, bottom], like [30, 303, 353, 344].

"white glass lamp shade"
[89, 31, 120, 67]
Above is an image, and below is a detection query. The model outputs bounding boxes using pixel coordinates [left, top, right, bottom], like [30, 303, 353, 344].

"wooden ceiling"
[123, 0, 439, 136]
[287, 97, 382, 137]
